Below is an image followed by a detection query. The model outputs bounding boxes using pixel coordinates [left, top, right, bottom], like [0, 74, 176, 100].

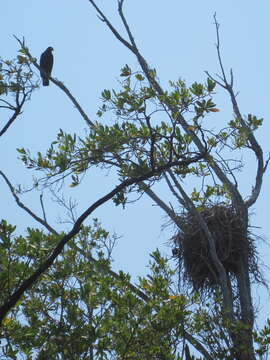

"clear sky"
[1, 0, 270, 326]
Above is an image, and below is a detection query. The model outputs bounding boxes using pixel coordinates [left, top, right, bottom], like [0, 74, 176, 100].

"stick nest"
[172, 204, 260, 291]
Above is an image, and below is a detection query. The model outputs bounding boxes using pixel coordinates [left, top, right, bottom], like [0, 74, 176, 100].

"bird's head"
[47, 47, 54, 52]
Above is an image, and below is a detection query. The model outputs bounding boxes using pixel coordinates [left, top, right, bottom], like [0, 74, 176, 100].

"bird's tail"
[42, 78, 49, 86]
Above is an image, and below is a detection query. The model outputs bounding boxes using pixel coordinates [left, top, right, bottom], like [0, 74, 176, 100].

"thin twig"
[213, 13, 227, 85]
[40, 193, 47, 223]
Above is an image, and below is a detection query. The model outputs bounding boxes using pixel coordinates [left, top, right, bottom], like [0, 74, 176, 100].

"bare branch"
[49, 78, 95, 128]
[0, 106, 23, 137]
[50, 190, 78, 225]
[118, 0, 137, 49]
[87, 0, 163, 95]
[206, 18, 265, 208]
[39, 193, 47, 223]
[205, 71, 225, 89]
[164, 171, 185, 207]
[87, 0, 135, 53]
[213, 13, 228, 85]
[0, 170, 58, 235]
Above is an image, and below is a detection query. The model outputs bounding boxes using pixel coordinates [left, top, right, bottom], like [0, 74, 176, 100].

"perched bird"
[39, 47, 54, 86]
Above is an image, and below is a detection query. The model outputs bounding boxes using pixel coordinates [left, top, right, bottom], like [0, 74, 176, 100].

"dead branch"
[205, 15, 266, 209]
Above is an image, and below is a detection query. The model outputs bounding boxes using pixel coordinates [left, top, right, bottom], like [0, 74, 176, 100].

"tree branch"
[0, 59, 32, 138]
[0, 170, 58, 236]
[87, 0, 135, 53]
[0, 104, 24, 138]
[144, 187, 182, 228]
[118, 0, 137, 49]
[39, 193, 47, 223]
[206, 16, 266, 209]
[164, 171, 185, 207]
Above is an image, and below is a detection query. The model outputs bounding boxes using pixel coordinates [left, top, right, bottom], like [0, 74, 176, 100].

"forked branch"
[205, 15, 266, 208]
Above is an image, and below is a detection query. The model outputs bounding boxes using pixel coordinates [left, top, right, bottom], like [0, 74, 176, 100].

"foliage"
[0, 221, 189, 359]
[0, 51, 39, 137]
[17, 72, 219, 190]
[0, 51, 36, 96]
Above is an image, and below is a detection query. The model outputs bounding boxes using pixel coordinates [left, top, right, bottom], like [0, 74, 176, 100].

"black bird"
[40, 47, 54, 86]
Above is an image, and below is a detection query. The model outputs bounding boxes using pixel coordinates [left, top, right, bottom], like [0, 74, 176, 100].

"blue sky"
[1, 0, 270, 326]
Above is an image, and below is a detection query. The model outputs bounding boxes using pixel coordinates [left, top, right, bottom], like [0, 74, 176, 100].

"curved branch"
[0, 106, 23, 138]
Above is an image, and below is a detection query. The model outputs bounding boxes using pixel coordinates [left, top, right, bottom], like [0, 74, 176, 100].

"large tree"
[0, 2, 269, 359]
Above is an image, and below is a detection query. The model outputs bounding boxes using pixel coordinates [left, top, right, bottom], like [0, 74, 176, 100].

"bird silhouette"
[40, 47, 54, 86]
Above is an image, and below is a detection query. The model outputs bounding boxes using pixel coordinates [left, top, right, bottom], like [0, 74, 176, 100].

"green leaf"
[190, 82, 204, 96]
[135, 73, 144, 81]
[207, 78, 216, 92]
[101, 89, 111, 100]
[120, 64, 131, 77]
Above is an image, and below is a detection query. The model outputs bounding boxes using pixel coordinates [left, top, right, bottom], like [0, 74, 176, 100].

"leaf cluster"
[0, 52, 37, 97]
